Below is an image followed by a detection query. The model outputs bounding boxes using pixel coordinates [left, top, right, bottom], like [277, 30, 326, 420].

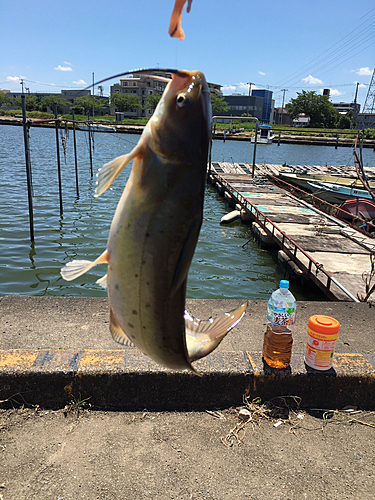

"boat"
[250, 124, 274, 144]
[278, 171, 375, 193]
[78, 123, 116, 132]
[306, 180, 375, 204]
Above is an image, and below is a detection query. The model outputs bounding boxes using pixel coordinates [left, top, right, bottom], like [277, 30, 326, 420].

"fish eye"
[176, 92, 193, 109]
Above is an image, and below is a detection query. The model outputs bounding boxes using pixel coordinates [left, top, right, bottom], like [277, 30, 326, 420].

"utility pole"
[280, 89, 288, 125]
[247, 82, 254, 115]
[350, 82, 360, 129]
[20, 78, 24, 94]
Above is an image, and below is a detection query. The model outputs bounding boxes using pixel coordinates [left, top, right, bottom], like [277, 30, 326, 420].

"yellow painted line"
[333, 353, 375, 374]
[0, 350, 38, 370]
[78, 350, 126, 371]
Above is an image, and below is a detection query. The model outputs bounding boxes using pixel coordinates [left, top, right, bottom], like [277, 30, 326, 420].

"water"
[1, 125, 373, 300]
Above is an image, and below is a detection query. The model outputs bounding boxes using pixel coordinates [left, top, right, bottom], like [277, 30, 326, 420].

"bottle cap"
[280, 280, 289, 289]
[308, 315, 340, 334]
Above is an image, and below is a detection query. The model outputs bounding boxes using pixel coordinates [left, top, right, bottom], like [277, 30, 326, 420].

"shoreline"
[1, 115, 374, 148]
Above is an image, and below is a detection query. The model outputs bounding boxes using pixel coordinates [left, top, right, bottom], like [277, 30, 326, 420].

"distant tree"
[71, 95, 107, 116]
[287, 90, 340, 128]
[37, 96, 69, 114]
[211, 94, 228, 114]
[110, 93, 142, 112]
[0, 93, 12, 106]
[144, 93, 162, 111]
[336, 110, 352, 129]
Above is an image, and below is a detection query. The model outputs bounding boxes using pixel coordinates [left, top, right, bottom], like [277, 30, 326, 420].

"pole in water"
[21, 95, 34, 243]
[87, 120, 93, 178]
[277, 130, 281, 147]
[252, 122, 258, 177]
[72, 110, 79, 196]
[335, 133, 339, 149]
[54, 103, 63, 214]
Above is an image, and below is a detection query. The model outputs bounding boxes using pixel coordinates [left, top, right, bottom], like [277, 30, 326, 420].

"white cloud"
[357, 67, 373, 76]
[63, 61, 72, 66]
[222, 82, 259, 95]
[73, 79, 87, 85]
[7, 76, 21, 82]
[55, 65, 73, 72]
[258, 71, 266, 76]
[221, 84, 236, 94]
[302, 74, 323, 85]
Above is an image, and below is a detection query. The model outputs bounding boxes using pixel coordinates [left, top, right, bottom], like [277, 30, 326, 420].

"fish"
[61, 69, 247, 373]
[169, 0, 193, 40]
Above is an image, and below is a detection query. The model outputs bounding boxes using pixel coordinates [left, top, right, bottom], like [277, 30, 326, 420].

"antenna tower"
[359, 68, 375, 129]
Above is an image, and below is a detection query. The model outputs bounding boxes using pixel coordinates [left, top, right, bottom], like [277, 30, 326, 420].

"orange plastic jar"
[304, 315, 340, 371]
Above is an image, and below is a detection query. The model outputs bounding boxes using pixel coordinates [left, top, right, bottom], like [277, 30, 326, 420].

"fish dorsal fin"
[60, 250, 109, 281]
[110, 306, 135, 347]
[185, 302, 248, 362]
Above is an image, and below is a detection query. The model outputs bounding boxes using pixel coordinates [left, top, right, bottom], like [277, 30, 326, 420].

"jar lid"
[308, 315, 340, 334]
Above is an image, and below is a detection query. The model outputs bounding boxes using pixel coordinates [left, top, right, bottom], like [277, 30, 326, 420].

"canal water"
[0, 124, 374, 300]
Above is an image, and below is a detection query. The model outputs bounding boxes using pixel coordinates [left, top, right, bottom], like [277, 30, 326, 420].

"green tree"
[0, 93, 12, 106]
[71, 95, 107, 115]
[211, 94, 228, 114]
[144, 93, 162, 111]
[286, 90, 340, 128]
[336, 110, 352, 129]
[37, 95, 69, 114]
[110, 93, 142, 112]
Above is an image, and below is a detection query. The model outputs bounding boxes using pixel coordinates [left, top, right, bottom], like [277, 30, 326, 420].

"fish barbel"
[169, 0, 193, 40]
[61, 69, 247, 373]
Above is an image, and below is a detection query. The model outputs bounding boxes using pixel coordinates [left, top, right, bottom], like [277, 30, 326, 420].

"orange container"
[304, 315, 340, 371]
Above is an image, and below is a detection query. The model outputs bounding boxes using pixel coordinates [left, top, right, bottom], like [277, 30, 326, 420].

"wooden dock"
[208, 162, 375, 301]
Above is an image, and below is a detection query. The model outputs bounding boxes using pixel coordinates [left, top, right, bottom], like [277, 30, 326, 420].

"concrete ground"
[1, 296, 375, 499]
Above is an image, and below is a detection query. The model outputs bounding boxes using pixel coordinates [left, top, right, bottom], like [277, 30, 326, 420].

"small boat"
[251, 124, 274, 144]
[278, 171, 375, 193]
[78, 123, 116, 132]
[307, 180, 374, 204]
[340, 198, 375, 222]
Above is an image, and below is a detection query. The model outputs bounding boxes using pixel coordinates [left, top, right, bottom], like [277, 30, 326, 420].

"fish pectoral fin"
[109, 306, 135, 347]
[95, 144, 144, 197]
[185, 302, 248, 362]
[60, 250, 109, 281]
[96, 274, 108, 289]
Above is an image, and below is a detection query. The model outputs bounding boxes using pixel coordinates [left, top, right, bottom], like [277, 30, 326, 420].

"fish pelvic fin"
[109, 306, 135, 347]
[60, 250, 109, 281]
[185, 302, 248, 362]
[96, 273, 108, 289]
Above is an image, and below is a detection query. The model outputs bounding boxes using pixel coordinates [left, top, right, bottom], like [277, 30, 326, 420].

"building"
[251, 89, 274, 123]
[332, 102, 360, 115]
[273, 107, 292, 125]
[215, 94, 264, 121]
[357, 113, 375, 129]
[110, 72, 223, 118]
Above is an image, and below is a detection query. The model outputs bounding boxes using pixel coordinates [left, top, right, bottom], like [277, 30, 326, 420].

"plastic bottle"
[263, 280, 296, 369]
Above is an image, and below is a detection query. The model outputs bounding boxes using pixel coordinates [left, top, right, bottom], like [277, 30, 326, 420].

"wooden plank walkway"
[208, 162, 375, 301]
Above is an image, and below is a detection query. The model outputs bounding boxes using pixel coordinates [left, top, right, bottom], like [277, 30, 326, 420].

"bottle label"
[267, 304, 296, 326]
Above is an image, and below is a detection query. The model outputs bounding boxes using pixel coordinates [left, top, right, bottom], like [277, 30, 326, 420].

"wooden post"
[21, 95, 34, 243]
[54, 103, 63, 214]
[87, 122, 93, 178]
[72, 110, 79, 196]
[251, 122, 258, 177]
[335, 133, 339, 149]
[277, 130, 281, 147]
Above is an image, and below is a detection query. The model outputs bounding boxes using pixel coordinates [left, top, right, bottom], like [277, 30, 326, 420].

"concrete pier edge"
[1, 296, 374, 410]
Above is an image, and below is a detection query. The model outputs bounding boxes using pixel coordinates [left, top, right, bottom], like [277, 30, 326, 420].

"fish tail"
[60, 250, 109, 281]
[168, 0, 186, 40]
[185, 302, 248, 362]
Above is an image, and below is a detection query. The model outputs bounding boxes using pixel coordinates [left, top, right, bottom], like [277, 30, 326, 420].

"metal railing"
[210, 171, 360, 302]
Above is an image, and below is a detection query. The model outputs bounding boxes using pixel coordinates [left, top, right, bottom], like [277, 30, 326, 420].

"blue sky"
[1, 0, 374, 109]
